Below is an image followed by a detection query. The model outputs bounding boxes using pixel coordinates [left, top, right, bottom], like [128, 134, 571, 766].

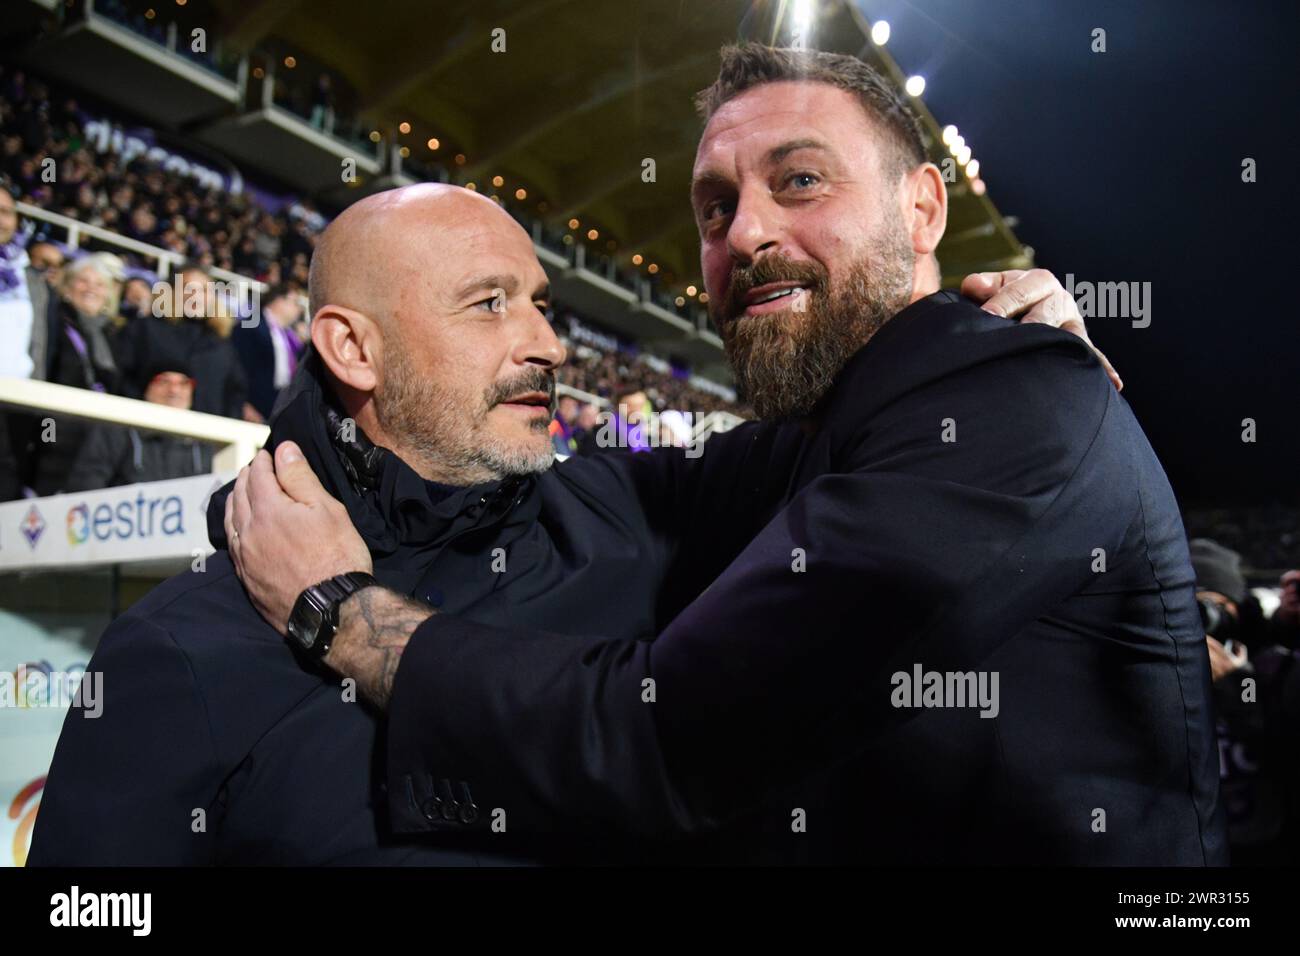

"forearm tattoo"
[331, 587, 435, 710]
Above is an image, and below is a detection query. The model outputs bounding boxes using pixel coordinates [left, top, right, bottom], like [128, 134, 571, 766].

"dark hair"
[264, 283, 295, 305]
[695, 43, 927, 177]
[178, 260, 209, 278]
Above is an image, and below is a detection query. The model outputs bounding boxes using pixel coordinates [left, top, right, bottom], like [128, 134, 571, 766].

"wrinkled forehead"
[693, 81, 886, 181]
[391, 200, 548, 308]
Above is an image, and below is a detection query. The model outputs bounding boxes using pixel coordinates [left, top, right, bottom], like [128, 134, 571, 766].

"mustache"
[720, 254, 829, 323]
[487, 367, 558, 414]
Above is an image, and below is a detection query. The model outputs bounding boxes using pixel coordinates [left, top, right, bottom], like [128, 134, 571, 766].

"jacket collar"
[207, 350, 541, 557]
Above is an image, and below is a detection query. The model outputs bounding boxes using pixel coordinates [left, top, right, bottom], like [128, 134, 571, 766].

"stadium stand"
[0, 63, 747, 504]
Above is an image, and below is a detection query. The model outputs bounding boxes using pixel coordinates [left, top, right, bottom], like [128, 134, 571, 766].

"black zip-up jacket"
[31, 292, 1227, 865]
[29, 350, 793, 865]
[380, 292, 1228, 865]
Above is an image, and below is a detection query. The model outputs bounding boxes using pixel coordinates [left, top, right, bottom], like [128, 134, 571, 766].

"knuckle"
[1058, 287, 1080, 315]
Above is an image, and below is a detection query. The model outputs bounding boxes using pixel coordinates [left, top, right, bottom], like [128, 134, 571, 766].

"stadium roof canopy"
[7, 0, 1030, 379]
[202, 0, 1030, 292]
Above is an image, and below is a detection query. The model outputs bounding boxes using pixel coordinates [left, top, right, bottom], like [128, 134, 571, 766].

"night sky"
[866, 0, 1298, 507]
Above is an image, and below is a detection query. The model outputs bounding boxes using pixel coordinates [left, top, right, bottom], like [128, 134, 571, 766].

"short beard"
[714, 218, 915, 422]
[375, 342, 556, 485]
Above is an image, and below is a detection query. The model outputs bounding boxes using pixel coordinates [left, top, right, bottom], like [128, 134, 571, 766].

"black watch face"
[289, 600, 326, 648]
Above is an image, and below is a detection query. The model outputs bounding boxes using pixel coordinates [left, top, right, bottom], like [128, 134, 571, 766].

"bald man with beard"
[30, 184, 671, 865]
[30, 177, 1095, 865]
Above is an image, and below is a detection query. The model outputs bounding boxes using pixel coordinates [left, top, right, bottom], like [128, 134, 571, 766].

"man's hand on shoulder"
[225, 441, 435, 708]
[225, 442, 373, 636]
[961, 268, 1123, 391]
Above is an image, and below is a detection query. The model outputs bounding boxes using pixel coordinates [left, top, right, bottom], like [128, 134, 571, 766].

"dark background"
[873, 0, 1297, 507]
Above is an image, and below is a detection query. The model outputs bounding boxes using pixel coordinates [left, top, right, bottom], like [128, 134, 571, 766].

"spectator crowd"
[0, 67, 743, 499]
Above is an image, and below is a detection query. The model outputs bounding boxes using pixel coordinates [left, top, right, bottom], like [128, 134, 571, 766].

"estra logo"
[66, 504, 89, 545]
[64, 493, 186, 544]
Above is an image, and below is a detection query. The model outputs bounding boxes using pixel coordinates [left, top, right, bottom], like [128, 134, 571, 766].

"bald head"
[308, 183, 521, 324]
[304, 182, 564, 486]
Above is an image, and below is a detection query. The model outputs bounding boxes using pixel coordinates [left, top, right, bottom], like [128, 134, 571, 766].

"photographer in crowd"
[1195, 539, 1300, 864]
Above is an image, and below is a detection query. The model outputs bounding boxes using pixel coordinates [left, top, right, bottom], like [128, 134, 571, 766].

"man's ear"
[310, 305, 381, 394]
[906, 162, 948, 259]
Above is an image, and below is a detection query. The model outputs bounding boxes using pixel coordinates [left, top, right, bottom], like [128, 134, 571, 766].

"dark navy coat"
[382, 292, 1229, 865]
[28, 351, 789, 865]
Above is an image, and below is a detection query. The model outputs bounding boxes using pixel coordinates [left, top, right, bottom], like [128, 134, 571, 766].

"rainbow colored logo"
[8, 776, 44, 868]
[9, 660, 53, 708]
[66, 504, 90, 546]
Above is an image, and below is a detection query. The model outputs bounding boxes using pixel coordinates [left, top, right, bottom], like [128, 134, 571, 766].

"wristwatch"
[286, 572, 379, 659]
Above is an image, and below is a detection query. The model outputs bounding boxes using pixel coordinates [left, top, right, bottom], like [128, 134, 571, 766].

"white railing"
[0, 376, 738, 476]
[555, 383, 606, 407]
[15, 206, 744, 445]
[0, 377, 267, 473]
[17, 202, 264, 290]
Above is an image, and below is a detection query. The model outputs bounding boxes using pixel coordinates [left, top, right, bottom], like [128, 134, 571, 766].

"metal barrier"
[17, 202, 264, 290]
[0, 377, 268, 473]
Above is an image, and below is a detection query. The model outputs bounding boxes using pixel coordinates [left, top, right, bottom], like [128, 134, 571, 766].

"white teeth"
[754, 286, 802, 304]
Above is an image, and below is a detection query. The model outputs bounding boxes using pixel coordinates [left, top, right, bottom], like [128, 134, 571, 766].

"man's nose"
[513, 304, 567, 370]
[726, 189, 783, 265]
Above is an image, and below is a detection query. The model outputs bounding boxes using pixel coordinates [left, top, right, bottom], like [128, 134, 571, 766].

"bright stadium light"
[971, 178, 987, 196]
[965, 159, 980, 179]
[905, 75, 926, 97]
[957, 145, 972, 166]
[942, 124, 958, 145]
[948, 134, 965, 156]
[792, 0, 813, 41]
[871, 20, 890, 45]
